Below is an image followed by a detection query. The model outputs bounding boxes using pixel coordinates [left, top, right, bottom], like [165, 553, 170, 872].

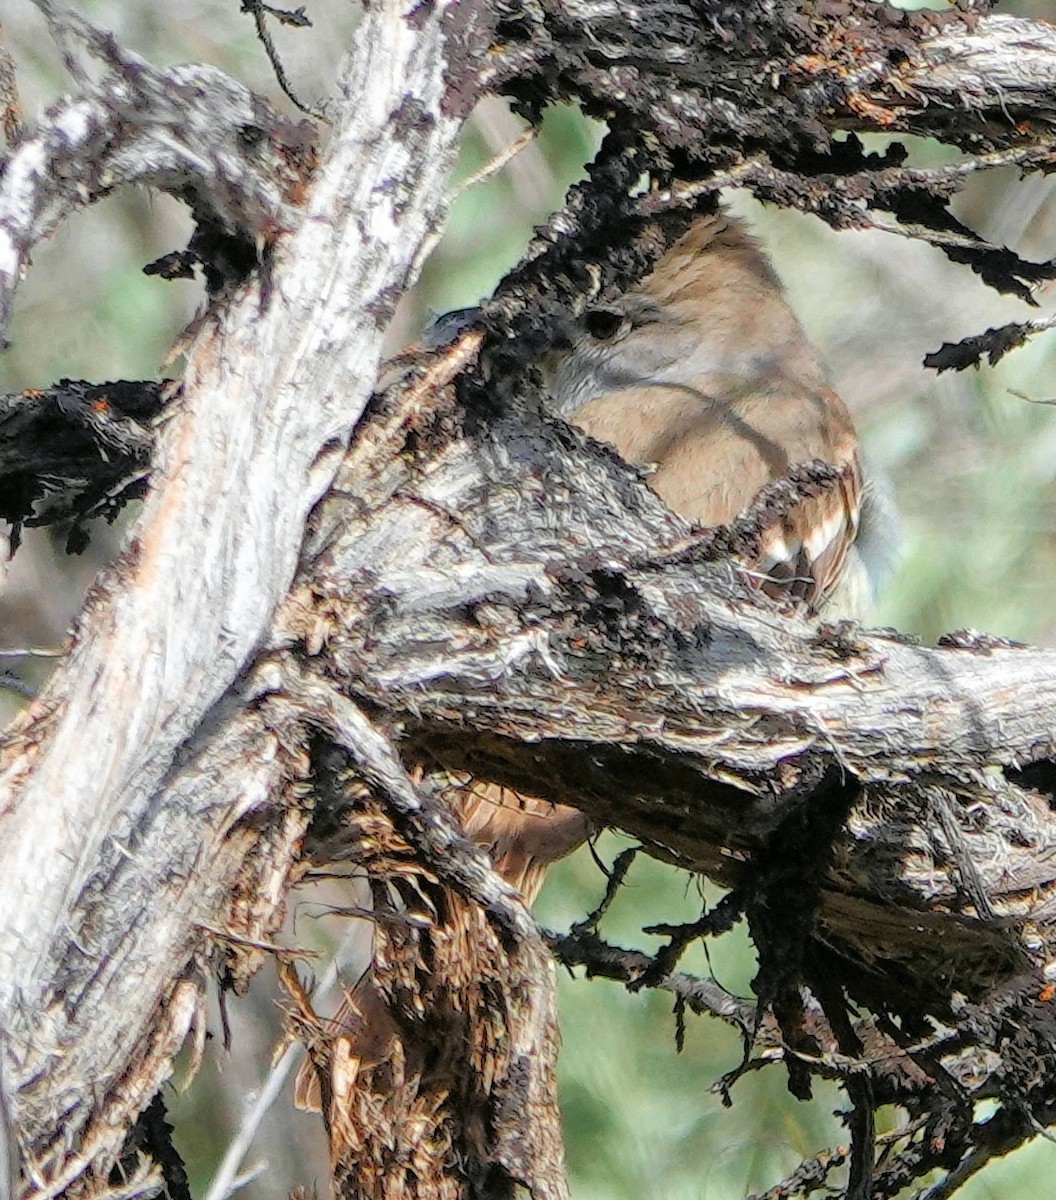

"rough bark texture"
[5, 3, 1056, 1200]
[0, 0, 487, 1194]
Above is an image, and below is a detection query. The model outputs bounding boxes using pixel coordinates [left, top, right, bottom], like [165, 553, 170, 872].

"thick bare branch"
[262, 339, 1056, 1200]
[283, 352, 1056, 1004]
[0, 60, 308, 340]
[0, 0, 487, 1192]
[483, 6, 1056, 312]
[0, 381, 166, 549]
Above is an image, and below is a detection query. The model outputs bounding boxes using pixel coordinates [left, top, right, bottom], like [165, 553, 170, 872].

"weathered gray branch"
[276, 342, 1056, 1196]
[0, 59, 302, 339]
[283, 348, 1056, 993]
[0, 0, 484, 1192]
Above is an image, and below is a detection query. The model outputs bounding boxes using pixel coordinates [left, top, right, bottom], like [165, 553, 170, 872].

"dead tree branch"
[0, 0, 486, 1193]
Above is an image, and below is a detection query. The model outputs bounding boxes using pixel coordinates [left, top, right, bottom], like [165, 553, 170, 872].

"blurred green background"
[4, 1, 1056, 1197]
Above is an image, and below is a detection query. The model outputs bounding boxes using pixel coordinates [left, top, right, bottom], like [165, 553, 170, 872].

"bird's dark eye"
[583, 307, 625, 341]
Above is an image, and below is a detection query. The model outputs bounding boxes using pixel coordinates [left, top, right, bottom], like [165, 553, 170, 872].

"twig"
[0, 674, 35, 700]
[926, 315, 1056, 372]
[450, 126, 538, 201]
[546, 924, 755, 1032]
[636, 888, 745, 988]
[201, 923, 363, 1200]
[744, 1146, 849, 1200]
[240, 0, 324, 121]
[573, 846, 637, 932]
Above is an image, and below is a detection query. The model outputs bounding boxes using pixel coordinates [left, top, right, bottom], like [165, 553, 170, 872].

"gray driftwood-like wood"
[0, 0, 487, 1194]
[5, 3, 1056, 1200]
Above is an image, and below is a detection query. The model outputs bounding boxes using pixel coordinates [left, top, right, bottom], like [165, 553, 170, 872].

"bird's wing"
[753, 451, 862, 611]
[449, 777, 590, 905]
[573, 381, 863, 613]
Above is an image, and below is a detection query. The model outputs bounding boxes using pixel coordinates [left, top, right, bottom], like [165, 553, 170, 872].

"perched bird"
[547, 212, 896, 614]
[452, 209, 898, 902]
[295, 211, 896, 1108]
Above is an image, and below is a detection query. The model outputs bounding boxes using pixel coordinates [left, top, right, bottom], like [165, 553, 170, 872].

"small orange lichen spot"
[23, 388, 43, 399]
[848, 94, 896, 126]
[1039, 982, 1056, 1003]
[792, 54, 828, 75]
[91, 397, 110, 412]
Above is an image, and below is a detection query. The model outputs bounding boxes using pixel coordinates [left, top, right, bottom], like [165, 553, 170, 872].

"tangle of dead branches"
[7, 4, 1056, 1200]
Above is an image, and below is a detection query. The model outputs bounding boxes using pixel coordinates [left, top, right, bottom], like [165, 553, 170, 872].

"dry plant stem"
[0, 0, 481, 1193]
[202, 922, 366, 1200]
[242, 0, 322, 120]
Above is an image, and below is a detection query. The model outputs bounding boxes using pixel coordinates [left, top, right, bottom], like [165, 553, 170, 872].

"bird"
[293, 209, 897, 1109]
[449, 209, 897, 900]
[545, 211, 896, 614]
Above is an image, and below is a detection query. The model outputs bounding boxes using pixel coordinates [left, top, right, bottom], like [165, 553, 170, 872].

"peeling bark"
[0, 0, 487, 1193]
